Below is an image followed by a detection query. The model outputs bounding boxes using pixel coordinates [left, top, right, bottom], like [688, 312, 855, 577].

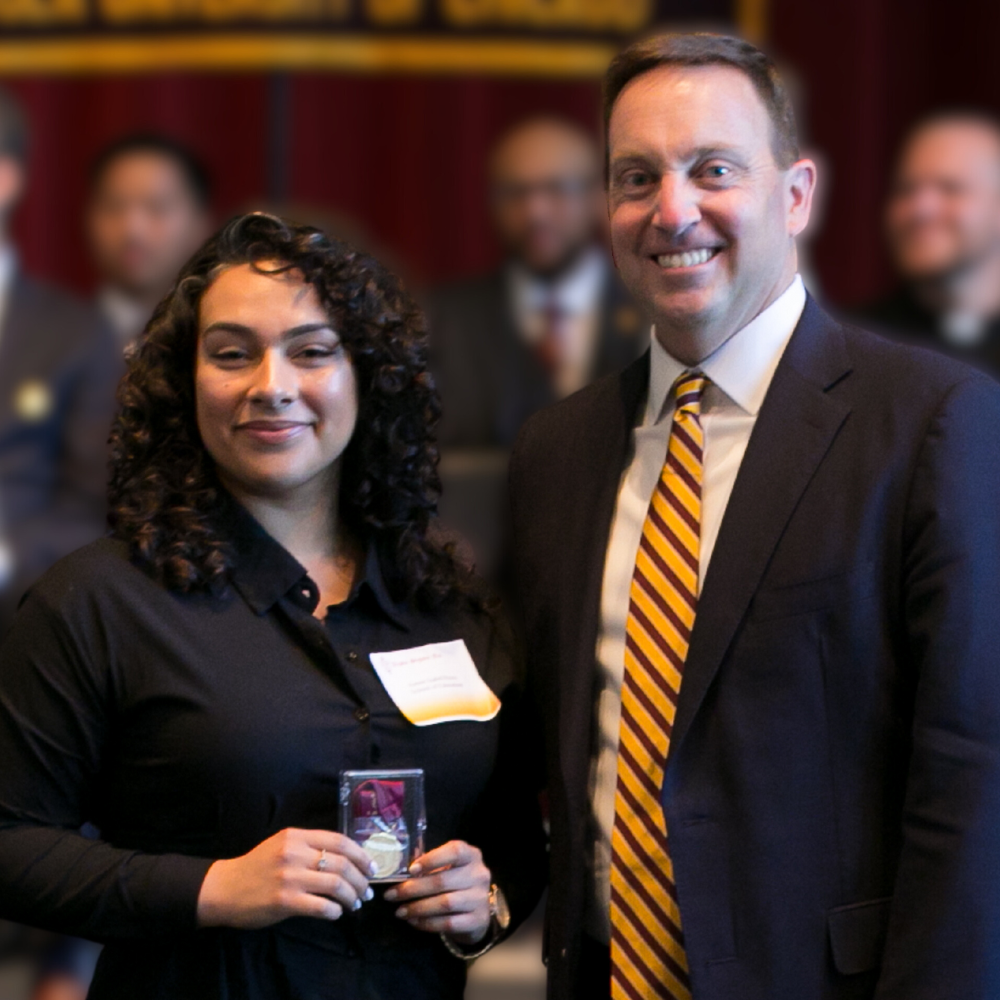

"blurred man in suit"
[87, 134, 212, 349]
[0, 87, 120, 636]
[428, 116, 643, 449]
[510, 33, 1000, 1000]
[0, 84, 119, 1000]
[861, 112, 1000, 375]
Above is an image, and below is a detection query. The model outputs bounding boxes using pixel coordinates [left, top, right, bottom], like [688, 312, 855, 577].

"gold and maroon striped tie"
[610, 372, 706, 1000]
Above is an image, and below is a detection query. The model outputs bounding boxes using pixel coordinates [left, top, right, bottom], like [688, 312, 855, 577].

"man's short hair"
[0, 85, 29, 164]
[90, 134, 211, 210]
[901, 108, 1000, 157]
[603, 33, 800, 175]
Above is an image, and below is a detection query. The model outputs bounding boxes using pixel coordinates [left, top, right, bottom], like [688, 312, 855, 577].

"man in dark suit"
[509, 33, 1000, 1000]
[0, 87, 121, 638]
[427, 115, 643, 450]
[428, 117, 643, 582]
[859, 111, 1000, 377]
[0, 84, 119, 1000]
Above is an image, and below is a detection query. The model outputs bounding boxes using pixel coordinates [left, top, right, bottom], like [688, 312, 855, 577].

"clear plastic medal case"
[339, 769, 426, 882]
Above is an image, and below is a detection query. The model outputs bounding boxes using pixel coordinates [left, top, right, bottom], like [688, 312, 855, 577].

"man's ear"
[0, 156, 25, 220]
[785, 158, 817, 238]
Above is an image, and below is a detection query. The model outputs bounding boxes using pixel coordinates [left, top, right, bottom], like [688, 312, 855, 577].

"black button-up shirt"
[0, 503, 545, 1000]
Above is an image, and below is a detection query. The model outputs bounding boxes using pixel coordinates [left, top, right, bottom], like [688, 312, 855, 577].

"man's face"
[608, 65, 813, 361]
[887, 122, 1000, 283]
[490, 123, 603, 277]
[88, 152, 211, 299]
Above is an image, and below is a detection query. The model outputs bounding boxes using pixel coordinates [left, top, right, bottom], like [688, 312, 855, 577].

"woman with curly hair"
[0, 213, 546, 999]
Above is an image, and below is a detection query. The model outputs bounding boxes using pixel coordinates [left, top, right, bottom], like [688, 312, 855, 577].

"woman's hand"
[383, 840, 492, 946]
[197, 828, 376, 929]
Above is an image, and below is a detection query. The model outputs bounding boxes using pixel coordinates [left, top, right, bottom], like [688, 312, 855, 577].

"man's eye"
[620, 171, 653, 190]
[703, 164, 732, 179]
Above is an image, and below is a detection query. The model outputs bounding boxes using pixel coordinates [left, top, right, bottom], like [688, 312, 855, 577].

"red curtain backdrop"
[7, 0, 1000, 306]
[770, 0, 1000, 308]
[6, 74, 601, 297]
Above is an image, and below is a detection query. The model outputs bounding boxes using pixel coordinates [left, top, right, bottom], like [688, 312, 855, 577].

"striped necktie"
[610, 371, 706, 1000]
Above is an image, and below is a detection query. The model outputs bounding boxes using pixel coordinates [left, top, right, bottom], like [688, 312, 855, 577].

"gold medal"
[14, 380, 53, 423]
[362, 830, 404, 878]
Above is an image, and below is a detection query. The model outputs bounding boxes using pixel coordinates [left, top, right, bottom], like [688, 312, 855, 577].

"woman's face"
[195, 261, 359, 502]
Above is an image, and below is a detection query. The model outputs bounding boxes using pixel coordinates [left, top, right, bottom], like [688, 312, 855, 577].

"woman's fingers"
[197, 827, 377, 930]
[394, 887, 480, 919]
[299, 868, 374, 910]
[300, 840, 373, 902]
[292, 892, 345, 922]
[381, 839, 492, 943]
[387, 864, 478, 902]
[407, 839, 478, 876]
[304, 830, 378, 881]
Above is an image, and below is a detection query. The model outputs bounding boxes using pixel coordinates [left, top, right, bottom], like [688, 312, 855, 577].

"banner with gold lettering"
[0, 0, 744, 75]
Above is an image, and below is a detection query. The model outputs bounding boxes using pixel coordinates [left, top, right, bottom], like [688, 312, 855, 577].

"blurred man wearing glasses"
[428, 116, 642, 450]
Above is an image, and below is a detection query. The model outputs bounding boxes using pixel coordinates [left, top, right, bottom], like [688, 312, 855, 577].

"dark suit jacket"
[509, 297, 1000, 999]
[426, 260, 644, 449]
[0, 271, 121, 631]
[856, 286, 1000, 380]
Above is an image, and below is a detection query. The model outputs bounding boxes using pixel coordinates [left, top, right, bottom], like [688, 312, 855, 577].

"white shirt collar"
[647, 274, 806, 424]
[509, 246, 607, 318]
[0, 244, 17, 335]
[98, 286, 153, 345]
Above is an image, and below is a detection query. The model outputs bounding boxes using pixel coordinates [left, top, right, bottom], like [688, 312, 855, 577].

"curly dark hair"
[109, 212, 469, 609]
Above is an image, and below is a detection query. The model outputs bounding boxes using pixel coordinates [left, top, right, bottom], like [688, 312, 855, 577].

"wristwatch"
[489, 883, 511, 932]
[440, 883, 510, 961]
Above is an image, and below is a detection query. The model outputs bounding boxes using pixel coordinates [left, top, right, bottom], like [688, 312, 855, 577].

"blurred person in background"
[426, 118, 643, 582]
[0, 85, 120, 636]
[0, 84, 119, 1000]
[860, 111, 1000, 376]
[87, 134, 212, 349]
[427, 116, 643, 450]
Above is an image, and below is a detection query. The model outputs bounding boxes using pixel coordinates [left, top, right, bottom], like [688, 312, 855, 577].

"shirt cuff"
[130, 852, 216, 932]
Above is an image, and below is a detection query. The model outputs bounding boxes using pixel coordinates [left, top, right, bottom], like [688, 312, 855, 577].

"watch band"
[440, 883, 508, 961]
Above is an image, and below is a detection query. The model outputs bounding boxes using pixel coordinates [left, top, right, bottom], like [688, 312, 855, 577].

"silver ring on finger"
[317, 848, 328, 872]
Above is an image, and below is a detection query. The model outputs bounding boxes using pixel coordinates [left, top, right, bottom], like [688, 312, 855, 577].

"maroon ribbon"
[353, 779, 404, 824]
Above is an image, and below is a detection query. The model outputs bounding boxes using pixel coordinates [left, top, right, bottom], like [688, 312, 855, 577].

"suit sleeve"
[0, 584, 213, 942]
[459, 607, 548, 937]
[10, 310, 122, 588]
[876, 373, 1000, 997]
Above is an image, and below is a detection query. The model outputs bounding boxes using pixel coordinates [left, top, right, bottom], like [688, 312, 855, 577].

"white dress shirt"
[585, 274, 807, 942]
[0, 244, 17, 351]
[98, 286, 153, 349]
[509, 247, 607, 398]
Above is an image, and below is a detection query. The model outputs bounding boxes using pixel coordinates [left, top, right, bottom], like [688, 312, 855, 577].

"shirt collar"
[0, 245, 17, 327]
[98, 286, 153, 345]
[647, 274, 806, 424]
[509, 247, 608, 317]
[224, 498, 410, 630]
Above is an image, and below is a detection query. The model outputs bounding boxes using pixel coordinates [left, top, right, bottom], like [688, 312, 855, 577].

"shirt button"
[346, 650, 358, 662]
[354, 706, 370, 723]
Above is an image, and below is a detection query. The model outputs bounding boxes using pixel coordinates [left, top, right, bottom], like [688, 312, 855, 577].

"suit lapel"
[557, 353, 649, 794]
[0, 276, 40, 433]
[668, 299, 854, 760]
[594, 269, 646, 378]
[0, 276, 31, 387]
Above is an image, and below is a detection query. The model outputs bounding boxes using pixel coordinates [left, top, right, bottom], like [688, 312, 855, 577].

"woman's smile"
[235, 419, 312, 446]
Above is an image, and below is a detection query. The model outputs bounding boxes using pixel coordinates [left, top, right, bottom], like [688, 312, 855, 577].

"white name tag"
[369, 639, 501, 726]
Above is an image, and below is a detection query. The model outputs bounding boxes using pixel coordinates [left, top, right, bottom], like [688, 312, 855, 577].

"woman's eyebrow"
[281, 323, 336, 340]
[200, 321, 335, 338]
